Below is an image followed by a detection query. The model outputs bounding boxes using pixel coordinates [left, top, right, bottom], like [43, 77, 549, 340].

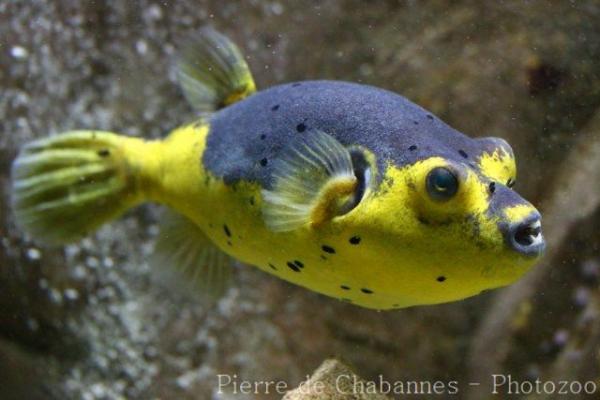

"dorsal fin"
[176, 27, 256, 114]
[262, 130, 360, 232]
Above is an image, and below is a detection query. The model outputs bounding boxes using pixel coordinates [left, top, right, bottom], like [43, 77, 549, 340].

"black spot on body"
[437, 276, 447, 282]
[458, 149, 468, 158]
[408, 145, 417, 151]
[223, 224, 231, 237]
[98, 149, 110, 157]
[361, 288, 373, 294]
[426, 114, 434, 121]
[293, 260, 304, 269]
[287, 262, 300, 272]
[489, 182, 496, 194]
[296, 123, 306, 133]
[412, 120, 419, 125]
[271, 104, 279, 111]
[268, 263, 277, 270]
[260, 134, 267, 140]
[260, 158, 268, 167]
[322, 245, 335, 254]
[340, 285, 350, 290]
[349, 236, 361, 245]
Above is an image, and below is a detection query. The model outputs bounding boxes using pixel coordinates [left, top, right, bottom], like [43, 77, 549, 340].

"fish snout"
[502, 212, 545, 257]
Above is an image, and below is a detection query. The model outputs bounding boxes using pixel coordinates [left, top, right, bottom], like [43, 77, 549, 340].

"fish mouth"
[503, 213, 546, 257]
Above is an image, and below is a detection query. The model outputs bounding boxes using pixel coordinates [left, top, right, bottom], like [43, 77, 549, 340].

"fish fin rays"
[176, 27, 256, 114]
[153, 210, 232, 299]
[10, 131, 137, 244]
[261, 130, 359, 232]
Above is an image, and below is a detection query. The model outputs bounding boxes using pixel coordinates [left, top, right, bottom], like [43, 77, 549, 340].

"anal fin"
[153, 210, 231, 298]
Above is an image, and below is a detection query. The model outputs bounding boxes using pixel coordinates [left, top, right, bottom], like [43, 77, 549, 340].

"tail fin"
[176, 27, 256, 114]
[11, 131, 140, 244]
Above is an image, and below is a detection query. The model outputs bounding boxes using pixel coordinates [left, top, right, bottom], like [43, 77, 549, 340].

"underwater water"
[1, 1, 600, 399]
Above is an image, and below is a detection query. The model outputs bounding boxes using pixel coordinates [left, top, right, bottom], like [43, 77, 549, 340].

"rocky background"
[1, 1, 600, 399]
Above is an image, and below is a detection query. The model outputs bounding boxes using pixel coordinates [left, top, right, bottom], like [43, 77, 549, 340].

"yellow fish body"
[11, 29, 545, 309]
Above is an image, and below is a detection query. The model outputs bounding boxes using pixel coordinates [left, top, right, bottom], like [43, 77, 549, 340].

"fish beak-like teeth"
[527, 223, 544, 247]
[504, 213, 545, 257]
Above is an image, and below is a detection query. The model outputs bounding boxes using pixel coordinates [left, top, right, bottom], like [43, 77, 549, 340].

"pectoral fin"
[153, 210, 231, 298]
[262, 130, 359, 232]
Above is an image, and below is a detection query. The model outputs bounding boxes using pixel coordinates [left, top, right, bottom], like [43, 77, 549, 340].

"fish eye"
[426, 167, 459, 201]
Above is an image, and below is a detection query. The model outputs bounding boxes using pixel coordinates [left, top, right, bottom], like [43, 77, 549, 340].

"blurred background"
[1, 1, 600, 399]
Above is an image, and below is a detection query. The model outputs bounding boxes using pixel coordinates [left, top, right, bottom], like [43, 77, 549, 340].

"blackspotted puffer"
[11, 28, 545, 309]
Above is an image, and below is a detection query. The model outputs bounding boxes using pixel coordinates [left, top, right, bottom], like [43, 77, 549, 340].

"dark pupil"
[426, 167, 458, 201]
